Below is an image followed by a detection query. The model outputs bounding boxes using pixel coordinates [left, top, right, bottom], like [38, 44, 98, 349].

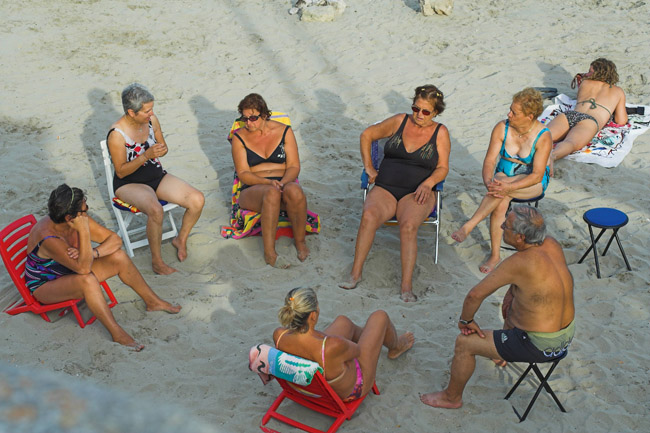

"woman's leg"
[239, 185, 284, 267]
[115, 184, 173, 275]
[281, 182, 309, 261]
[394, 192, 437, 302]
[33, 274, 143, 350]
[339, 187, 397, 289]
[480, 197, 511, 273]
[155, 173, 205, 263]
[355, 310, 414, 396]
[551, 121, 599, 161]
[451, 193, 507, 243]
[91, 249, 181, 313]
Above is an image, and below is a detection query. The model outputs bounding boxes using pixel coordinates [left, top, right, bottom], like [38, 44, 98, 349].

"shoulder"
[273, 327, 287, 344]
[150, 114, 162, 131]
[324, 335, 350, 355]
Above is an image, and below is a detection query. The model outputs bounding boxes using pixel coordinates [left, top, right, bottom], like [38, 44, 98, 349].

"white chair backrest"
[99, 140, 116, 198]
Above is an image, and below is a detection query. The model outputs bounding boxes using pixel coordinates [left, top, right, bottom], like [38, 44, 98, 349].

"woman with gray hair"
[107, 83, 204, 275]
[274, 287, 414, 402]
[452, 88, 552, 274]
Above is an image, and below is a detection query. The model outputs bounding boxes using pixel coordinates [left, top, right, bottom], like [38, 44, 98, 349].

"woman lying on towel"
[25, 184, 181, 351]
[273, 287, 414, 402]
[547, 58, 628, 174]
[230, 93, 309, 268]
[339, 84, 450, 302]
[451, 88, 552, 274]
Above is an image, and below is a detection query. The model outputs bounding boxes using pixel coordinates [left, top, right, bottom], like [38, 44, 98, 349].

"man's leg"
[421, 330, 502, 409]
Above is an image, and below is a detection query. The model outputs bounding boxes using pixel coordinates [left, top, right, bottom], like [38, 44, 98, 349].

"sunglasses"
[240, 115, 260, 123]
[411, 105, 433, 116]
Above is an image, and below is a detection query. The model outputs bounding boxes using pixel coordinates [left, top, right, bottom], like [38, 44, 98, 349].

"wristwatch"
[459, 317, 474, 325]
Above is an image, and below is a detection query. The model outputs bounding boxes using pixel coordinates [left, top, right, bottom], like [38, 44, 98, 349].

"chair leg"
[614, 232, 632, 271]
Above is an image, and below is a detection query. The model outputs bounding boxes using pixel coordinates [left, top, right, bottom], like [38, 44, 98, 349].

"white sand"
[1, 0, 649, 431]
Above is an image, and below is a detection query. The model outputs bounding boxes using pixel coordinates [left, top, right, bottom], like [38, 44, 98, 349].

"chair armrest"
[361, 170, 369, 189]
[434, 180, 445, 191]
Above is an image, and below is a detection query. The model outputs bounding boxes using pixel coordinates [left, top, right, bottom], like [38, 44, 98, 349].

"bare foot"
[493, 359, 507, 367]
[295, 240, 310, 262]
[338, 275, 361, 290]
[152, 262, 178, 275]
[126, 341, 145, 352]
[146, 300, 182, 314]
[388, 332, 415, 359]
[400, 291, 418, 302]
[451, 226, 469, 243]
[420, 391, 462, 409]
[172, 237, 187, 262]
[479, 256, 500, 274]
[114, 335, 145, 352]
[266, 253, 290, 269]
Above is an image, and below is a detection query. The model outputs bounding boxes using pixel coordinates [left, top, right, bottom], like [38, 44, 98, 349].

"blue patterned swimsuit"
[25, 236, 75, 292]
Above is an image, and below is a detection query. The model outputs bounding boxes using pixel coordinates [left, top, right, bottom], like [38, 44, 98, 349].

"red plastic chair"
[1, 214, 117, 328]
[260, 370, 380, 433]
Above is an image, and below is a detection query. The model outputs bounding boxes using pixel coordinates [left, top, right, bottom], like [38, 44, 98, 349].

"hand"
[68, 213, 90, 233]
[269, 179, 284, 190]
[148, 143, 167, 158]
[67, 247, 79, 259]
[459, 320, 485, 338]
[413, 182, 434, 205]
[486, 178, 509, 198]
[365, 167, 378, 184]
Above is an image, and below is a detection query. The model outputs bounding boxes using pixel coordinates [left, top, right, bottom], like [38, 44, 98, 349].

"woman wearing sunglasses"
[339, 85, 450, 302]
[451, 88, 551, 273]
[230, 93, 309, 268]
[25, 184, 181, 351]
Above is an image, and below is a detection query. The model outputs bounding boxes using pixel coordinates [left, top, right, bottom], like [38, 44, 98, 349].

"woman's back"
[576, 79, 624, 126]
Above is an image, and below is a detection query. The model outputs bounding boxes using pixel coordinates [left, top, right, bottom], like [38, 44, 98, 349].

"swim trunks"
[493, 320, 574, 363]
[375, 115, 442, 201]
[25, 236, 75, 292]
[108, 122, 167, 193]
[494, 120, 550, 193]
[564, 110, 599, 129]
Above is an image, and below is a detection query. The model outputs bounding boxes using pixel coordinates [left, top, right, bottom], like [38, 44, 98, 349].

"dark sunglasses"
[240, 115, 260, 123]
[411, 105, 433, 116]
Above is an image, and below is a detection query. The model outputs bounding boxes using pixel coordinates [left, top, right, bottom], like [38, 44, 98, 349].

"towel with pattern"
[248, 344, 323, 386]
[539, 94, 650, 168]
[221, 111, 321, 239]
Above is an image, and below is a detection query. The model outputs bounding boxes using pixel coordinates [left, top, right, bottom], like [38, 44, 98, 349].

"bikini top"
[500, 120, 549, 165]
[234, 125, 290, 167]
[275, 330, 346, 384]
[577, 97, 613, 119]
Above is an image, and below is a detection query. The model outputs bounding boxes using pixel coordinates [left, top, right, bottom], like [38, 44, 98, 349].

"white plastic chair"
[99, 140, 179, 257]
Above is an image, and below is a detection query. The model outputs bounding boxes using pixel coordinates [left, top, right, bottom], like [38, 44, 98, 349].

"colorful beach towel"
[539, 94, 650, 168]
[221, 111, 321, 239]
[249, 344, 323, 386]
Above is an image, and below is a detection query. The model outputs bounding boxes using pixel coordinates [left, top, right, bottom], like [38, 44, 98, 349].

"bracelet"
[459, 317, 474, 325]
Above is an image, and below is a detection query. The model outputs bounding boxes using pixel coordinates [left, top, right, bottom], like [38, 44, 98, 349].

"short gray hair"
[509, 204, 546, 245]
[122, 83, 154, 114]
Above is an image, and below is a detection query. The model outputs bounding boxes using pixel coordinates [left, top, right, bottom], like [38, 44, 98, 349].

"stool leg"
[578, 227, 605, 278]
[614, 232, 632, 271]
[601, 229, 618, 257]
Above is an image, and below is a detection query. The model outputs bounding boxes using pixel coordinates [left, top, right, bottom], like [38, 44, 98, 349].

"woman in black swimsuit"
[107, 83, 205, 275]
[231, 93, 309, 268]
[547, 58, 628, 175]
[339, 85, 451, 302]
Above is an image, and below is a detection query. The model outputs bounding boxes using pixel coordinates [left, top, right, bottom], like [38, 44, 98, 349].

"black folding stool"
[577, 207, 631, 278]
[504, 351, 568, 422]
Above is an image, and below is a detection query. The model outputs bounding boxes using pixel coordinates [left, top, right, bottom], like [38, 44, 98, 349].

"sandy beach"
[1, 0, 649, 431]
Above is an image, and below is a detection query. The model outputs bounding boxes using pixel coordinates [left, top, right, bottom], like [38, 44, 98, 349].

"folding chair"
[99, 140, 179, 257]
[360, 135, 444, 263]
[261, 367, 379, 433]
[504, 351, 568, 422]
[221, 112, 321, 240]
[1, 214, 117, 328]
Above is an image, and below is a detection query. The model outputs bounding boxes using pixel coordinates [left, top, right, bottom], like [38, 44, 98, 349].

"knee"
[147, 204, 165, 223]
[78, 274, 101, 295]
[399, 220, 419, 237]
[360, 207, 382, 226]
[189, 190, 205, 211]
[453, 334, 472, 356]
[369, 309, 389, 323]
[262, 188, 282, 207]
[283, 184, 306, 204]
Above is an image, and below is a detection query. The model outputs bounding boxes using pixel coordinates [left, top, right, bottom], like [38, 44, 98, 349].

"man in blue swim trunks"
[421, 205, 575, 409]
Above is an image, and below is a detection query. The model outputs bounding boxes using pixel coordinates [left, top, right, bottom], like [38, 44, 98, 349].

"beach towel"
[539, 94, 650, 168]
[248, 344, 323, 386]
[221, 111, 321, 239]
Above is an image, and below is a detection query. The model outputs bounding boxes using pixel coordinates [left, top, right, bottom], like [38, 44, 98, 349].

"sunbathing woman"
[451, 88, 551, 273]
[230, 93, 309, 268]
[26, 184, 181, 351]
[273, 287, 414, 402]
[339, 85, 450, 302]
[548, 58, 628, 175]
[107, 83, 205, 275]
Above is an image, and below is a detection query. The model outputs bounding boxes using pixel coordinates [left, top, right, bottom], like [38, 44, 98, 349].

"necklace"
[516, 121, 536, 138]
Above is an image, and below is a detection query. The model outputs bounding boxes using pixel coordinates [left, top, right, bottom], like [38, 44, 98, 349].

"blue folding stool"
[577, 207, 631, 278]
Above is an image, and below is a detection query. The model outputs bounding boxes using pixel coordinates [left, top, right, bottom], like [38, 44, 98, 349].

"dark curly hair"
[588, 58, 619, 86]
[48, 184, 86, 223]
[237, 93, 272, 119]
[412, 84, 446, 116]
